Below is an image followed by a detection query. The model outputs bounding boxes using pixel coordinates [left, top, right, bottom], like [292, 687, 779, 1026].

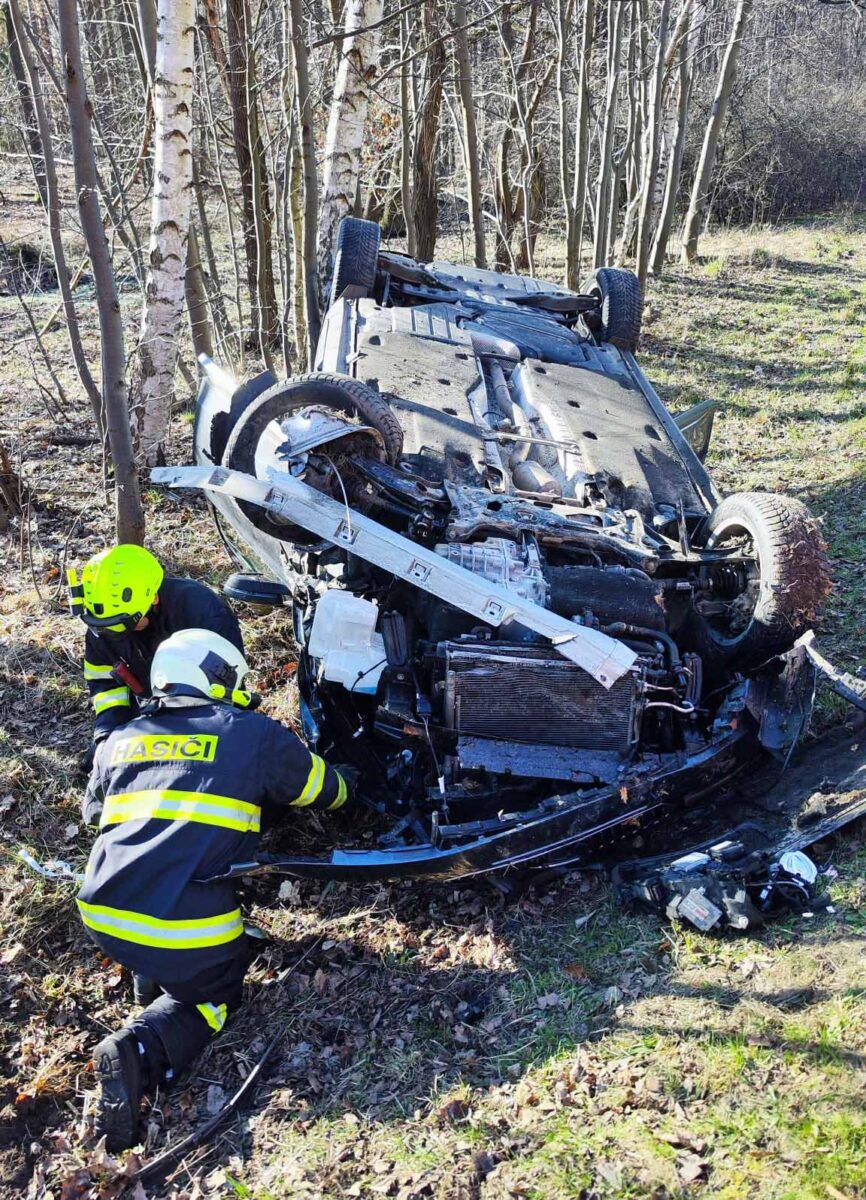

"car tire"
[222, 372, 403, 545]
[695, 492, 831, 666]
[581, 267, 643, 354]
[225, 371, 404, 472]
[330, 217, 381, 308]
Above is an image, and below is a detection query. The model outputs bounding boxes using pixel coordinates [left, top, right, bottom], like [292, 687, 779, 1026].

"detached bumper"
[207, 732, 751, 883]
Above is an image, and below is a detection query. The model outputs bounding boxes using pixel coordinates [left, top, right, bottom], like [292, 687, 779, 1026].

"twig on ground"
[132, 935, 323, 1184]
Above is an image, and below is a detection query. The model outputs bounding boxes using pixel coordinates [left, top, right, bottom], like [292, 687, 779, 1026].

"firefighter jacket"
[77, 699, 348, 983]
[83, 577, 243, 741]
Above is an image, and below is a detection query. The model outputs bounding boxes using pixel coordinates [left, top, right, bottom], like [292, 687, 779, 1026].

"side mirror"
[673, 399, 718, 462]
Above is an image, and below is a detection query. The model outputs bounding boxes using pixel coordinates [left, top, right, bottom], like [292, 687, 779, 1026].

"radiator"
[441, 641, 641, 753]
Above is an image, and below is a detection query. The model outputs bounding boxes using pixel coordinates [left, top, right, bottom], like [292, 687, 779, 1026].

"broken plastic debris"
[778, 850, 818, 885]
[17, 848, 84, 882]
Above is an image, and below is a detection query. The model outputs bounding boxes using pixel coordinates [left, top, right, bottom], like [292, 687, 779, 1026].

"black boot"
[133, 974, 160, 1006]
[92, 1027, 144, 1152]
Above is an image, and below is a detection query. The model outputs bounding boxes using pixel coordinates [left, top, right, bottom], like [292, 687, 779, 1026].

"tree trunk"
[399, 13, 416, 256]
[9, 0, 104, 432]
[4, 2, 47, 205]
[593, 0, 625, 268]
[635, 0, 671, 286]
[492, 4, 538, 271]
[193, 155, 234, 346]
[566, 0, 594, 288]
[225, 0, 278, 353]
[412, 0, 445, 261]
[185, 224, 214, 361]
[135, 0, 157, 82]
[56, 0, 144, 544]
[681, 0, 752, 263]
[453, 0, 486, 268]
[289, 0, 320, 360]
[651, 4, 697, 274]
[132, 0, 195, 467]
[317, 0, 384, 299]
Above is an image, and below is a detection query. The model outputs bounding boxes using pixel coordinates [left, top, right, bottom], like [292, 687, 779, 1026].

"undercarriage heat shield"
[441, 642, 642, 753]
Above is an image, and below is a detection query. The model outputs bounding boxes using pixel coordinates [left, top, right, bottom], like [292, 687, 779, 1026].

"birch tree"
[681, 0, 753, 263]
[133, 0, 195, 466]
[317, 0, 384, 299]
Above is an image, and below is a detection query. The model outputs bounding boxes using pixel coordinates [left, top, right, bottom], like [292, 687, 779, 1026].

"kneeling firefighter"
[77, 628, 350, 1150]
[67, 545, 244, 746]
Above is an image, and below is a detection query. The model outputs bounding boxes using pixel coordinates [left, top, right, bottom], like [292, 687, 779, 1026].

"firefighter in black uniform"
[78, 627, 350, 1151]
[66, 544, 244, 744]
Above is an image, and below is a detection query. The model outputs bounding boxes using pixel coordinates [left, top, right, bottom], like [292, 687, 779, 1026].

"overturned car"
[154, 218, 864, 887]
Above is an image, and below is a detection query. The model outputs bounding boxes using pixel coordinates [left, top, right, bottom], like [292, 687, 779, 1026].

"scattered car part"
[796, 630, 866, 712]
[616, 840, 827, 933]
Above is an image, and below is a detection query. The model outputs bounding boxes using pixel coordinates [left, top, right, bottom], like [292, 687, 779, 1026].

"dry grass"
[1, 204, 865, 1199]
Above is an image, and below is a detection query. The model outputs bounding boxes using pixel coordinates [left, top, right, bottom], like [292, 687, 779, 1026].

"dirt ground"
[1, 199, 865, 1199]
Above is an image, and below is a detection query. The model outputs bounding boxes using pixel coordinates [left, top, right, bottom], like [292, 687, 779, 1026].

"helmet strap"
[66, 568, 85, 618]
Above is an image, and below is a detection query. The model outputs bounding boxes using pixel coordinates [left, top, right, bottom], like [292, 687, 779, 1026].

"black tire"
[581, 267, 643, 353]
[330, 217, 381, 308]
[224, 371, 404, 472]
[223, 372, 404, 545]
[695, 492, 831, 666]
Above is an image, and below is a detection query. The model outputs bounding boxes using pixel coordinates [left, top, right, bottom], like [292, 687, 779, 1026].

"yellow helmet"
[68, 545, 164, 634]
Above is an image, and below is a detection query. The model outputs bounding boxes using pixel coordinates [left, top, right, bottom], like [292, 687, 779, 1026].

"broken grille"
[441, 642, 641, 753]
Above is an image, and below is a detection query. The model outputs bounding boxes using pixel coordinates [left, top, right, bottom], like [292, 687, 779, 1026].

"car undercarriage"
[153, 218, 866, 894]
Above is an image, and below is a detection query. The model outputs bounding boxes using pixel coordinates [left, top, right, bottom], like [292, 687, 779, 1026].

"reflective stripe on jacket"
[83, 576, 243, 740]
[78, 700, 347, 982]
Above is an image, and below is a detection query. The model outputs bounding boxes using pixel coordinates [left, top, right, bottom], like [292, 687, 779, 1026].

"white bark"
[134, 0, 195, 466]
[316, 0, 384, 299]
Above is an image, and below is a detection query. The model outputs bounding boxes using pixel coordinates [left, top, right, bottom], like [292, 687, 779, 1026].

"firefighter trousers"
[123, 946, 250, 1088]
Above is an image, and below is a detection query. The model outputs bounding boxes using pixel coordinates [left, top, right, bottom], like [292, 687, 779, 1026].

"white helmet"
[151, 629, 252, 706]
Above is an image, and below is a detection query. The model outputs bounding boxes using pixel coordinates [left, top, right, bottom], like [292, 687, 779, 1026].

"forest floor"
[1, 209, 865, 1200]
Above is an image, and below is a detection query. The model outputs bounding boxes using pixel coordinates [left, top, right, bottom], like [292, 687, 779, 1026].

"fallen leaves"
[562, 962, 588, 981]
[1, 942, 26, 966]
[678, 1152, 709, 1183]
[435, 1097, 470, 1124]
[206, 1083, 227, 1115]
[658, 1129, 708, 1155]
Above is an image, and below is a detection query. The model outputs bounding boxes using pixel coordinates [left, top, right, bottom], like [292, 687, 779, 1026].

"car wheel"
[694, 492, 831, 666]
[330, 217, 381, 308]
[581, 267, 643, 354]
[222, 372, 404, 545]
[225, 371, 404, 472]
